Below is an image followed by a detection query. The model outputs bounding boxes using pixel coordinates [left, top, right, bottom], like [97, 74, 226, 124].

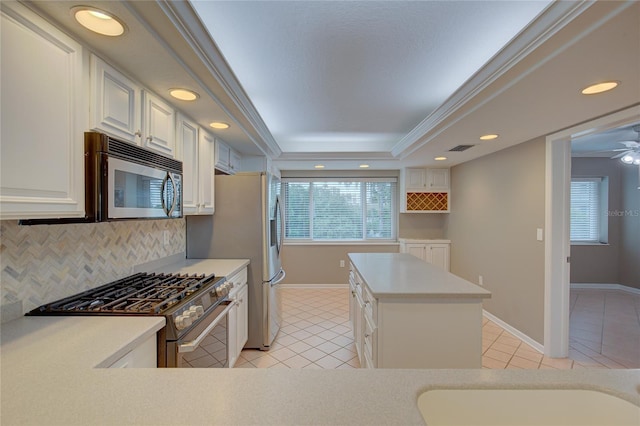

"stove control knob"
[194, 305, 204, 318]
[175, 315, 186, 330]
[186, 309, 197, 321]
[181, 314, 193, 328]
[216, 285, 229, 297]
[189, 305, 204, 319]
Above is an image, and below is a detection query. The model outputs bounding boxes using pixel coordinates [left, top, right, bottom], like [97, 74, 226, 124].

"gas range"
[28, 272, 233, 342]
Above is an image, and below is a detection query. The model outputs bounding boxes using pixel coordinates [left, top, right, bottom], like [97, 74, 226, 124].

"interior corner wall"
[446, 137, 546, 344]
[569, 158, 623, 284]
[620, 165, 640, 289]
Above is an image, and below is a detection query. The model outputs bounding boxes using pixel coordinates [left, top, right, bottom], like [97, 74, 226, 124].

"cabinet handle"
[351, 291, 355, 297]
[147, 135, 154, 142]
[134, 130, 142, 138]
[364, 333, 370, 338]
[364, 300, 370, 306]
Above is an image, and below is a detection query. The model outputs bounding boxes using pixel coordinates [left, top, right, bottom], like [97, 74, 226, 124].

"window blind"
[282, 178, 396, 241]
[570, 179, 600, 242]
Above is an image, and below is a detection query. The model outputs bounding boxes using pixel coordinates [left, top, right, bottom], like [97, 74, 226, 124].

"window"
[570, 177, 607, 243]
[282, 178, 396, 241]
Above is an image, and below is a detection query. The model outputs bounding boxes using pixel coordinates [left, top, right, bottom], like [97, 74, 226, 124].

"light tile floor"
[236, 287, 639, 370]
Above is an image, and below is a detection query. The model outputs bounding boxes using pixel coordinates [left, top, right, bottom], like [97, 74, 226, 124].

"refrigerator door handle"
[276, 195, 284, 255]
[269, 268, 286, 287]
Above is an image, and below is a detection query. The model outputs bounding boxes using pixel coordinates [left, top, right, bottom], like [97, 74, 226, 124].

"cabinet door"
[236, 284, 249, 352]
[0, 2, 86, 220]
[228, 302, 238, 368]
[427, 169, 450, 190]
[198, 131, 215, 214]
[405, 244, 427, 261]
[176, 114, 199, 214]
[425, 244, 450, 271]
[229, 149, 242, 174]
[406, 168, 427, 189]
[215, 141, 231, 172]
[142, 90, 175, 157]
[90, 54, 141, 143]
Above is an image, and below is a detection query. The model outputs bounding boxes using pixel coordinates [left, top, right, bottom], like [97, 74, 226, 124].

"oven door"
[171, 302, 232, 368]
[107, 157, 181, 219]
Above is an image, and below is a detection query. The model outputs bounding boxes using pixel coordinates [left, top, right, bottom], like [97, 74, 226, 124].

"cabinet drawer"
[362, 284, 377, 325]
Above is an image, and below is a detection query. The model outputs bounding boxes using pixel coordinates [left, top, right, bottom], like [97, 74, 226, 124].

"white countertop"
[2, 256, 638, 425]
[146, 257, 250, 278]
[349, 252, 491, 299]
[1, 313, 638, 425]
[398, 238, 451, 244]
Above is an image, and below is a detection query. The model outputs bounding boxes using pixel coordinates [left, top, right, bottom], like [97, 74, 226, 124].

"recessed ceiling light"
[209, 122, 230, 130]
[169, 89, 199, 101]
[71, 7, 126, 36]
[479, 134, 499, 141]
[581, 81, 619, 95]
[434, 156, 447, 161]
[314, 164, 325, 169]
[359, 164, 370, 168]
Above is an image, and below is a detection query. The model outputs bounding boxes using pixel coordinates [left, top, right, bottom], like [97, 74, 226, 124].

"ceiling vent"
[448, 144, 475, 152]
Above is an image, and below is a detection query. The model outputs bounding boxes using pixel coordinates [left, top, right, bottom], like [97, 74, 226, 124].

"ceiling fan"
[609, 124, 640, 165]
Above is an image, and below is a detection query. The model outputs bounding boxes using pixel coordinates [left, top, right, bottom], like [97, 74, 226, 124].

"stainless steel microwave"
[84, 132, 182, 221]
[20, 132, 183, 225]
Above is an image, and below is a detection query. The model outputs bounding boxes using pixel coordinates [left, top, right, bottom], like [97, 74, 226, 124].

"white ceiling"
[27, 0, 640, 171]
[192, 1, 550, 154]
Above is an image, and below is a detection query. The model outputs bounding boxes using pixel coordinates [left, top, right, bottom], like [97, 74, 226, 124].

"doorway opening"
[544, 104, 640, 358]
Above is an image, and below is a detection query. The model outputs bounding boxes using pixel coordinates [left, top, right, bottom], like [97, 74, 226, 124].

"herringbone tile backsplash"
[0, 219, 185, 323]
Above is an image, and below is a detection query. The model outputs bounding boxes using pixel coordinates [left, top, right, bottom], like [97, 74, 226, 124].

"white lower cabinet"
[108, 334, 157, 368]
[227, 268, 248, 368]
[349, 261, 482, 369]
[1, 1, 87, 220]
[399, 239, 450, 271]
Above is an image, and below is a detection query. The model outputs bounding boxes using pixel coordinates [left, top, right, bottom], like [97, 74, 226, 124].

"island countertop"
[348, 252, 491, 299]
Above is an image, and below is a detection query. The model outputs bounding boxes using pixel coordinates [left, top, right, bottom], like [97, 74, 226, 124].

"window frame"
[281, 177, 397, 244]
[570, 176, 608, 245]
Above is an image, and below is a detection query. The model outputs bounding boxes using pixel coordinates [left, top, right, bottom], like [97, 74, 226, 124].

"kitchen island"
[348, 253, 491, 368]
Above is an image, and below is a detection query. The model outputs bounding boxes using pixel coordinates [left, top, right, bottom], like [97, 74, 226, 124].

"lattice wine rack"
[406, 192, 449, 211]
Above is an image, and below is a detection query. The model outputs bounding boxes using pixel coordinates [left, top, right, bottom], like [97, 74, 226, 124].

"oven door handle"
[178, 302, 233, 353]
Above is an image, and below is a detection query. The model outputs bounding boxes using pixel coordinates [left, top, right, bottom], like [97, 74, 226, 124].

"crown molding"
[151, 0, 282, 158]
[391, 0, 602, 158]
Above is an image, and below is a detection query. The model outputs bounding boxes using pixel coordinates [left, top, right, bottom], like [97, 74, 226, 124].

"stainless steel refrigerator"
[186, 172, 285, 350]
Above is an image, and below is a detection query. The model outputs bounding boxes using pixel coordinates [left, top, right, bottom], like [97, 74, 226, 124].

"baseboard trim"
[482, 310, 544, 354]
[570, 283, 640, 295]
[279, 283, 349, 289]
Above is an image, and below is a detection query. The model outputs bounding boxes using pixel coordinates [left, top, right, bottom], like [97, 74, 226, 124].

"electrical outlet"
[163, 230, 170, 246]
[339, 260, 345, 268]
[478, 275, 484, 286]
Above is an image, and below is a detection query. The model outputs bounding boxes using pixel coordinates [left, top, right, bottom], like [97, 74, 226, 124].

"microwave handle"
[161, 173, 178, 217]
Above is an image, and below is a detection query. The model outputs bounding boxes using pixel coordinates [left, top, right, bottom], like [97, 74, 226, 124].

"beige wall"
[399, 214, 447, 239]
[620, 166, 640, 289]
[446, 138, 546, 344]
[570, 158, 623, 284]
[281, 244, 398, 284]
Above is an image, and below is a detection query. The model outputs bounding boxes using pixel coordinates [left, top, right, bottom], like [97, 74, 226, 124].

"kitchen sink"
[417, 388, 640, 425]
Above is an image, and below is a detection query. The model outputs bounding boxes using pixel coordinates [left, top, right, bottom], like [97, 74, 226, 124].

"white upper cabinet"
[142, 90, 175, 157]
[214, 140, 241, 174]
[0, 2, 87, 220]
[90, 54, 175, 157]
[176, 114, 199, 214]
[176, 113, 214, 215]
[90, 55, 141, 143]
[400, 168, 451, 213]
[197, 130, 215, 215]
[405, 168, 449, 191]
